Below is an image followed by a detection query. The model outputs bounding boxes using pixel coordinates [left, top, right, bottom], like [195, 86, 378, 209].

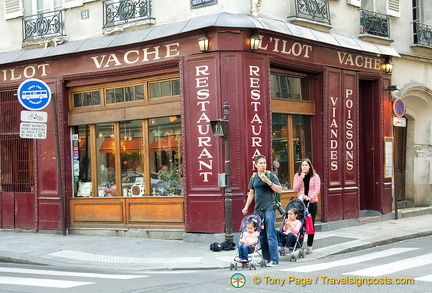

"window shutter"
[4, 0, 23, 20]
[387, 0, 400, 17]
[63, 0, 83, 9]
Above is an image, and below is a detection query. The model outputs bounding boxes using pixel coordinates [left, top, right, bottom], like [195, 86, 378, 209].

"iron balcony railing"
[292, 0, 331, 25]
[413, 22, 432, 47]
[22, 10, 64, 42]
[103, 0, 153, 28]
[360, 9, 390, 38]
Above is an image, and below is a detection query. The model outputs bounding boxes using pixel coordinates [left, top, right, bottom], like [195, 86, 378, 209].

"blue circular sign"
[17, 78, 52, 111]
[393, 98, 405, 117]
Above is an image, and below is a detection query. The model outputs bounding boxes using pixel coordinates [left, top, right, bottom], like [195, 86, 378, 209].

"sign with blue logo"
[17, 78, 52, 111]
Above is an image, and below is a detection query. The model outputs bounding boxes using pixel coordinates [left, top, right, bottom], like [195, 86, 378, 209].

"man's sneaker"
[267, 261, 279, 267]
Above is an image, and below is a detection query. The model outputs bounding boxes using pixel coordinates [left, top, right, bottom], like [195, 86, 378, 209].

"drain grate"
[311, 236, 356, 249]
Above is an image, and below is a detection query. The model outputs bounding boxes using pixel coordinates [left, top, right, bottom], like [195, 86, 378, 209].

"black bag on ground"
[210, 242, 222, 252]
[221, 239, 236, 251]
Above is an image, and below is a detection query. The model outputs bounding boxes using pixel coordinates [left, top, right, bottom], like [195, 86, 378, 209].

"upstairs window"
[70, 77, 180, 109]
[412, 0, 432, 46]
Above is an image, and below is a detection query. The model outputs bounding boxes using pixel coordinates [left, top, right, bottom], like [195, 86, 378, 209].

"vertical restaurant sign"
[189, 60, 218, 186]
[328, 71, 357, 180]
[246, 59, 266, 170]
[343, 74, 357, 179]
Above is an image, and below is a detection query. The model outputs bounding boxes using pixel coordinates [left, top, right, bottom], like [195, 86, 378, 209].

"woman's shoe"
[305, 248, 313, 255]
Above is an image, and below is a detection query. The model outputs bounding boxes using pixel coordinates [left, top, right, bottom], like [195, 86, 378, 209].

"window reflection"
[119, 120, 143, 196]
[272, 114, 290, 188]
[149, 116, 183, 196]
[292, 115, 312, 173]
[270, 74, 310, 100]
[96, 123, 115, 196]
[74, 117, 183, 197]
[272, 114, 312, 189]
[74, 125, 92, 197]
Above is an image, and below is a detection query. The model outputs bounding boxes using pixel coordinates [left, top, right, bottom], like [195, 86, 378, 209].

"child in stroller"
[277, 198, 306, 262]
[236, 220, 259, 262]
[230, 213, 263, 270]
[277, 208, 301, 252]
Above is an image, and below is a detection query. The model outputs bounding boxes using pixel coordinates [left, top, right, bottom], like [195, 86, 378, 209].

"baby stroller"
[278, 198, 306, 262]
[230, 213, 264, 270]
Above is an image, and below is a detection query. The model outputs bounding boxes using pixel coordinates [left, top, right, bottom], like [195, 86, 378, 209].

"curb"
[0, 255, 45, 266]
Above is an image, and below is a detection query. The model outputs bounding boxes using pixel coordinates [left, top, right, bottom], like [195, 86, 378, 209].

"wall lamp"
[383, 57, 393, 74]
[250, 31, 261, 50]
[386, 85, 400, 92]
[198, 31, 209, 52]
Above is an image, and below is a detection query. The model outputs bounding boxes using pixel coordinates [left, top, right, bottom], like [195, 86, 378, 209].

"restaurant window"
[73, 117, 182, 197]
[270, 75, 310, 100]
[149, 116, 182, 196]
[272, 114, 312, 189]
[271, 72, 314, 189]
[73, 91, 101, 107]
[71, 74, 182, 197]
[106, 85, 144, 104]
[71, 77, 179, 109]
[149, 79, 181, 99]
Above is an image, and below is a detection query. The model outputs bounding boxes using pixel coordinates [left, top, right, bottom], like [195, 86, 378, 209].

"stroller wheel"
[290, 254, 297, 262]
[235, 262, 238, 270]
[230, 263, 234, 270]
[299, 250, 304, 259]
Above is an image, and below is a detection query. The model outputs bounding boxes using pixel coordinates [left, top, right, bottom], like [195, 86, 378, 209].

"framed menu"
[384, 137, 393, 178]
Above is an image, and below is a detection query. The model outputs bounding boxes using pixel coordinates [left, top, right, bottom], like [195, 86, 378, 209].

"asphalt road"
[1, 235, 431, 292]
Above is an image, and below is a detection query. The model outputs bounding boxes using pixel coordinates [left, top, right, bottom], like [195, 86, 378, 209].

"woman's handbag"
[305, 204, 314, 235]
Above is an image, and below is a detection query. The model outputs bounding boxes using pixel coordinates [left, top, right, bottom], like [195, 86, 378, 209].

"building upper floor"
[1, 1, 431, 61]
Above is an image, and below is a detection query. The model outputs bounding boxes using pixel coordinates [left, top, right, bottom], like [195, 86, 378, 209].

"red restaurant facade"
[0, 14, 397, 238]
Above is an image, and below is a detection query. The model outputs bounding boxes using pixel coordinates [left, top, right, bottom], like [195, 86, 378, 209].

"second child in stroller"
[236, 220, 260, 262]
[277, 208, 301, 253]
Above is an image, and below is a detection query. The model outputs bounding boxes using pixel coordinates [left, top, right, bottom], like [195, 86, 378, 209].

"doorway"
[359, 80, 379, 211]
[394, 124, 407, 201]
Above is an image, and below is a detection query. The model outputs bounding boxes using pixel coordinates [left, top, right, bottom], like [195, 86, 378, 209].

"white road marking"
[280, 248, 418, 272]
[0, 266, 147, 279]
[416, 274, 432, 282]
[345, 253, 432, 276]
[0, 276, 92, 288]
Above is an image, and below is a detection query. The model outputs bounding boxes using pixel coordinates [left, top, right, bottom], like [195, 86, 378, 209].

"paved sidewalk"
[1, 208, 431, 272]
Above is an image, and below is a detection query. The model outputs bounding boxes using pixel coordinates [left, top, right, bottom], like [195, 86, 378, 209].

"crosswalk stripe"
[416, 274, 432, 282]
[0, 276, 92, 288]
[0, 266, 147, 279]
[345, 253, 432, 276]
[280, 248, 418, 272]
[0, 267, 149, 280]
